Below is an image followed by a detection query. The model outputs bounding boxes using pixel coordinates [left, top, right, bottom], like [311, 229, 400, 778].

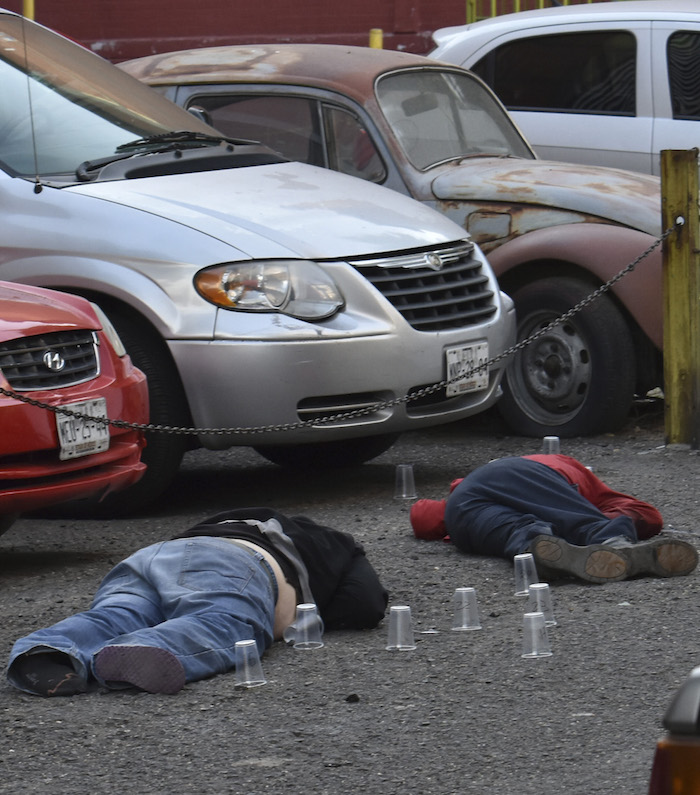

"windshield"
[375, 68, 534, 170]
[0, 14, 214, 178]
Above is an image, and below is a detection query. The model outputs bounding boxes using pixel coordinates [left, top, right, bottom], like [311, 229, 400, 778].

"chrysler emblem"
[424, 252, 443, 271]
[43, 350, 66, 371]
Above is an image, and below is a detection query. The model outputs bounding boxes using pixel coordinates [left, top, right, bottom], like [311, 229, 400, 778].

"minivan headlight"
[195, 260, 344, 320]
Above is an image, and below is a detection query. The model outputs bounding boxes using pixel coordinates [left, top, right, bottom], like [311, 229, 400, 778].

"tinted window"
[472, 31, 636, 115]
[324, 107, 386, 182]
[668, 31, 700, 120]
[189, 94, 325, 166]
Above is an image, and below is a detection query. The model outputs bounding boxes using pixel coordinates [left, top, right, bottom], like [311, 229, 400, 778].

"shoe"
[530, 535, 630, 584]
[94, 645, 186, 695]
[12, 651, 88, 697]
[605, 535, 698, 578]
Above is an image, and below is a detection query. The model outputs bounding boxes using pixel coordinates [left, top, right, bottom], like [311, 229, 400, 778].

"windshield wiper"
[115, 130, 255, 152]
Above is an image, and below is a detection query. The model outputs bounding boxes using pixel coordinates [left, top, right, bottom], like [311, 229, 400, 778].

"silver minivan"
[0, 10, 515, 512]
[432, 0, 700, 176]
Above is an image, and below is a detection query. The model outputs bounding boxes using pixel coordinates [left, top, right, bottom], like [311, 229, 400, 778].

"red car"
[0, 282, 148, 531]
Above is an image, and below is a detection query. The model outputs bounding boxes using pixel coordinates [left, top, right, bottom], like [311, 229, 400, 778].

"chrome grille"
[349, 241, 497, 331]
[0, 330, 100, 391]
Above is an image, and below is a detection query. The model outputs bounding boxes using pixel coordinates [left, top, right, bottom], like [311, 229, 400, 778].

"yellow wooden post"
[661, 149, 700, 447]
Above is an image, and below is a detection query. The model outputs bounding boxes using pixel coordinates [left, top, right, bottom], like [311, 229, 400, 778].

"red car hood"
[0, 281, 97, 343]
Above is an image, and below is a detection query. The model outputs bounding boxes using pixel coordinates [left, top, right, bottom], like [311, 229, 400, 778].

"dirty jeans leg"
[7, 537, 275, 692]
[445, 457, 638, 560]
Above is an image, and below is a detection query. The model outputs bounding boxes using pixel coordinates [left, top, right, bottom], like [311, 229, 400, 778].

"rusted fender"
[485, 222, 663, 349]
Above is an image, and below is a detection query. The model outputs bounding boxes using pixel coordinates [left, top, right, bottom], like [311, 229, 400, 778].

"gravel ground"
[1, 402, 698, 795]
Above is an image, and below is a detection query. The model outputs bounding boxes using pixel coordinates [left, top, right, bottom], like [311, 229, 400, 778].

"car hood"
[69, 160, 467, 259]
[0, 282, 95, 342]
[431, 158, 662, 235]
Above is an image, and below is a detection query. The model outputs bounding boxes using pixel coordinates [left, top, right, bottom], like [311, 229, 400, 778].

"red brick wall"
[5, 0, 595, 62]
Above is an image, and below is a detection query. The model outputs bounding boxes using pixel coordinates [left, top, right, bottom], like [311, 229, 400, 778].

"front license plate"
[56, 398, 110, 460]
[446, 343, 489, 397]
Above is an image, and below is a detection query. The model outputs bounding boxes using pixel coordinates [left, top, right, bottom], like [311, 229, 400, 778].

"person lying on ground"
[7, 507, 388, 697]
[410, 454, 698, 584]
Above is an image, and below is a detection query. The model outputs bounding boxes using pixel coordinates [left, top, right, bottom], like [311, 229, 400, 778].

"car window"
[375, 68, 533, 170]
[471, 31, 636, 116]
[668, 31, 700, 121]
[323, 106, 386, 182]
[186, 94, 326, 166]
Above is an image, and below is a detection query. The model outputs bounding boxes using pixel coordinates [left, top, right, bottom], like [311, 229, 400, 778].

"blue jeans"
[7, 537, 276, 693]
[445, 458, 638, 560]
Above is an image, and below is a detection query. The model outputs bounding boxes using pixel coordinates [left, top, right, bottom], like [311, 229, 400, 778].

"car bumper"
[170, 297, 516, 448]
[0, 364, 148, 515]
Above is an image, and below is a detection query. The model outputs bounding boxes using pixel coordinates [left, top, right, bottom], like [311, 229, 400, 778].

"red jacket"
[524, 454, 663, 539]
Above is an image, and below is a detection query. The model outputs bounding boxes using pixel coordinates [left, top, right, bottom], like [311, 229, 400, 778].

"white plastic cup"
[528, 582, 557, 627]
[514, 552, 539, 596]
[451, 587, 482, 631]
[542, 436, 561, 454]
[286, 603, 324, 650]
[521, 611, 553, 659]
[234, 639, 267, 687]
[394, 464, 417, 500]
[386, 605, 416, 650]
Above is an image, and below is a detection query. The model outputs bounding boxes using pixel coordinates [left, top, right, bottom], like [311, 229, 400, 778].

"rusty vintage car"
[121, 44, 664, 438]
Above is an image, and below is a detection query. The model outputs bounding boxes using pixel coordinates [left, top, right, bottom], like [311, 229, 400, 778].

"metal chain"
[0, 223, 678, 436]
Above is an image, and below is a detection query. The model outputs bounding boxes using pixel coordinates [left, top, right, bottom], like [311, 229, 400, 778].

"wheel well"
[498, 259, 662, 395]
[63, 289, 196, 438]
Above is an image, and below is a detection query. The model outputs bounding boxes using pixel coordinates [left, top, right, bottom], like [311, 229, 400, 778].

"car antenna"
[21, 13, 43, 194]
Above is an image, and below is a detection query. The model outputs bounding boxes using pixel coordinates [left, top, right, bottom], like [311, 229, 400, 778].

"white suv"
[0, 10, 515, 513]
[432, 0, 700, 176]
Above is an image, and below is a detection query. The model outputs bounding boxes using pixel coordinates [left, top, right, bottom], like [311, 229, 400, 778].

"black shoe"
[12, 651, 88, 697]
[605, 536, 698, 578]
[94, 645, 186, 695]
[530, 535, 630, 584]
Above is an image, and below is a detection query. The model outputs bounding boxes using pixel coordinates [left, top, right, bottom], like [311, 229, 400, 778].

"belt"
[222, 539, 279, 602]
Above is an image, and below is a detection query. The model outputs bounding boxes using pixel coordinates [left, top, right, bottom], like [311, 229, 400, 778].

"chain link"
[0, 224, 677, 436]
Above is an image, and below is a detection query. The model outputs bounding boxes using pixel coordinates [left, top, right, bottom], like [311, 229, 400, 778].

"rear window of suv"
[471, 30, 636, 116]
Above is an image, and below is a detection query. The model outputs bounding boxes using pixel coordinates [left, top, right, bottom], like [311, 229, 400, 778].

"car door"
[467, 22, 656, 174]
[650, 23, 700, 177]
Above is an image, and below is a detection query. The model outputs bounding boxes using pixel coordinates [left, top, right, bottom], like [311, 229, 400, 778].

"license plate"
[446, 343, 489, 397]
[56, 398, 110, 460]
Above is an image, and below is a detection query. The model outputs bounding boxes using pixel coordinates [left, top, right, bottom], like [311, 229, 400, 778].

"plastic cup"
[451, 587, 482, 631]
[528, 582, 557, 627]
[234, 639, 267, 687]
[542, 436, 561, 454]
[286, 603, 324, 650]
[386, 605, 416, 650]
[521, 611, 553, 658]
[514, 552, 539, 596]
[394, 464, 417, 500]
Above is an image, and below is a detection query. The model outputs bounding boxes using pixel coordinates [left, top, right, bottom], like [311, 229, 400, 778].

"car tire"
[498, 277, 635, 437]
[254, 433, 400, 468]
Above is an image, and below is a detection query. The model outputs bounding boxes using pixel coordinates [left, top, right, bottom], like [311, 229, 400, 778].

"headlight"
[194, 260, 344, 321]
[90, 302, 126, 357]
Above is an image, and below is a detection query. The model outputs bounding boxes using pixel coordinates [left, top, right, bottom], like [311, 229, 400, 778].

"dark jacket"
[178, 507, 388, 631]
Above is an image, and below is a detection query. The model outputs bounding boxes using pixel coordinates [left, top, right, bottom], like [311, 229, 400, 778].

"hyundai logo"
[43, 350, 65, 371]
[424, 252, 443, 271]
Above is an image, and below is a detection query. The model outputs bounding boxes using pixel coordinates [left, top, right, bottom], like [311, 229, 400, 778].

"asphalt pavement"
[1, 403, 698, 795]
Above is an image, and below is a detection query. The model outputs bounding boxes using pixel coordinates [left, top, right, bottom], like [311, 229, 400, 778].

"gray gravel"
[1, 403, 698, 795]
